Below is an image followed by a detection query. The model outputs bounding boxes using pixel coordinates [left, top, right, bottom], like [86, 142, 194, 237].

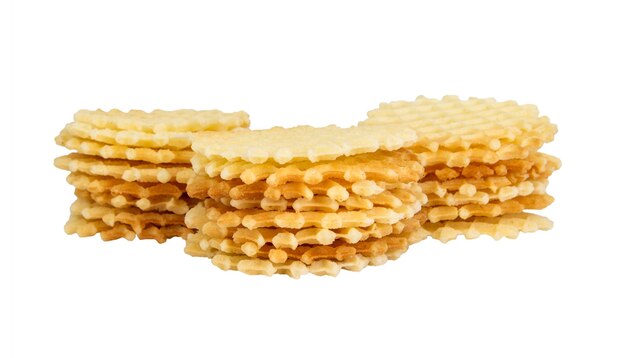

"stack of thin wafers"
[54, 109, 250, 243]
[360, 95, 560, 244]
[184, 125, 430, 277]
[54, 96, 560, 278]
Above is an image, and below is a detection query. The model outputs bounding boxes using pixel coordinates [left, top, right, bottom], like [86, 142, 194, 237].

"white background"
[5, 1, 626, 357]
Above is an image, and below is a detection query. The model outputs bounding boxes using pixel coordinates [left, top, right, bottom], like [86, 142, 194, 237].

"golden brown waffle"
[55, 154, 194, 183]
[187, 175, 421, 203]
[422, 152, 561, 182]
[186, 203, 426, 249]
[186, 227, 410, 265]
[74, 109, 250, 133]
[70, 199, 186, 233]
[75, 189, 195, 215]
[361, 96, 557, 152]
[67, 172, 186, 198]
[64, 215, 191, 243]
[409, 212, 554, 243]
[424, 194, 554, 223]
[192, 124, 421, 164]
[192, 149, 424, 185]
[187, 200, 422, 230]
[55, 133, 193, 164]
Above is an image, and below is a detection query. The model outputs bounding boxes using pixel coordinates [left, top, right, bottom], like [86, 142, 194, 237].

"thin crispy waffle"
[55, 154, 194, 183]
[74, 109, 250, 133]
[70, 199, 186, 233]
[361, 96, 557, 152]
[424, 194, 554, 223]
[187, 175, 420, 202]
[56, 133, 193, 164]
[192, 148, 424, 185]
[64, 215, 191, 243]
[192, 124, 420, 164]
[410, 212, 554, 243]
[66, 172, 186, 198]
[425, 180, 547, 206]
[75, 189, 195, 215]
[187, 201, 423, 230]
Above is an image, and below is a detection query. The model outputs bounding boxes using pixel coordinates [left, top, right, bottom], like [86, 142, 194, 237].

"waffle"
[74, 109, 250, 133]
[55, 133, 193, 164]
[70, 199, 186, 233]
[66, 172, 186, 198]
[361, 96, 557, 152]
[192, 148, 424, 185]
[64, 215, 191, 243]
[425, 180, 547, 206]
[192, 124, 421, 164]
[409, 212, 554, 243]
[75, 189, 195, 215]
[55, 154, 194, 183]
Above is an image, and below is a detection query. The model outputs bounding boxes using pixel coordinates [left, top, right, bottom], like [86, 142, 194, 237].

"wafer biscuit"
[70, 199, 185, 233]
[187, 228, 410, 265]
[361, 96, 557, 151]
[424, 194, 554, 223]
[425, 180, 547, 206]
[66, 173, 186, 198]
[61, 121, 194, 149]
[193, 149, 424, 185]
[64, 215, 191, 243]
[55, 154, 194, 183]
[56, 134, 193, 164]
[409, 212, 554, 243]
[75, 189, 195, 214]
[74, 109, 250, 133]
[192, 124, 420, 164]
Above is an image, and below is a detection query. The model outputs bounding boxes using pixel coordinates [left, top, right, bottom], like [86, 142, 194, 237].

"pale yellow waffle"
[55, 154, 194, 183]
[75, 189, 195, 215]
[409, 212, 554, 243]
[56, 133, 193, 164]
[66, 172, 187, 198]
[361, 96, 557, 152]
[192, 124, 420, 164]
[192, 148, 424, 184]
[70, 199, 186, 233]
[424, 194, 554, 223]
[64, 215, 191, 243]
[425, 180, 547, 206]
[61, 121, 195, 149]
[74, 109, 250, 133]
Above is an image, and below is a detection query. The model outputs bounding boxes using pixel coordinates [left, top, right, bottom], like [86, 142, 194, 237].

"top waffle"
[74, 109, 250, 133]
[191, 124, 420, 165]
[360, 96, 557, 152]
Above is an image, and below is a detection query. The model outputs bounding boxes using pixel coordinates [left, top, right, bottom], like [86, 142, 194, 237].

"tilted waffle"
[74, 109, 250, 133]
[192, 124, 420, 164]
[70, 199, 185, 233]
[66, 172, 186, 198]
[361, 96, 557, 152]
[55, 133, 193, 164]
[55, 154, 194, 183]
[75, 189, 195, 215]
[425, 180, 547, 206]
[192, 148, 424, 185]
[64, 215, 191, 243]
[409, 212, 554, 243]
[424, 194, 554, 223]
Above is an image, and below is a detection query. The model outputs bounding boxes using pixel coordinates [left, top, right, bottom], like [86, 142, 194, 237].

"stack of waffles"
[360, 96, 560, 243]
[184, 125, 431, 277]
[54, 109, 249, 243]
